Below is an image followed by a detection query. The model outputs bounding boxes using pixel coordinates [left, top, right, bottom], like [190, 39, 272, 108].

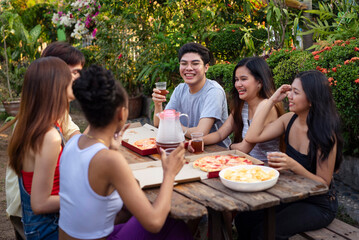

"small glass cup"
[190, 132, 204, 154]
[165, 148, 176, 156]
[266, 151, 281, 165]
[155, 82, 167, 96]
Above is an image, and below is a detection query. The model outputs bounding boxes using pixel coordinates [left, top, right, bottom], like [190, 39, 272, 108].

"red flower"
[344, 60, 351, 65]
[354, 47, 359, 51]
[118, 53, 122, 59]
[324, 46, 332, 51]
[332, 67, 337, 72]
[345, 40, 350, 45]
[322, 68, 328, 74]
[228, 4, 232, 7]
[337, 64, 342, 68]
[316, 66, 321, 70]
[355, 79, 359, 84]
[350, 37, 356, 40]
[314, 55, 320, 60]
[351, 57, 359, 61]
[291, 47, 296, 51]
[334, 40, 343, 45]
[232, 30, 235, 32]
[328, 77, 334, 82]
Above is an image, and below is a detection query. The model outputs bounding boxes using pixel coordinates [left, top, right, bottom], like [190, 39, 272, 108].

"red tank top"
[21, 124, 63, 195]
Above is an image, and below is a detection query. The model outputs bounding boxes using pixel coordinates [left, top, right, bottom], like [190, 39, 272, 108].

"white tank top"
[59, 134, 123, 239]
[242, 102, 280, 161]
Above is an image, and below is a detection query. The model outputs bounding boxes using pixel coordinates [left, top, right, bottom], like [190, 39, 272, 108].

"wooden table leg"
[207, 208, 231, 240]
[264, 207, 276, 240]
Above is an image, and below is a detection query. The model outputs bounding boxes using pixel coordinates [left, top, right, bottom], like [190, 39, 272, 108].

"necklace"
[84, 134, 106, 145]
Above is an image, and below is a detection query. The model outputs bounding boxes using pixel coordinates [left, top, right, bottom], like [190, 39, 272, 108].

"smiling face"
[288, 78, 311, 114]
[234, 66, 262, 102]
[67, 63, 83, 102]
[179, 52, 208, 89]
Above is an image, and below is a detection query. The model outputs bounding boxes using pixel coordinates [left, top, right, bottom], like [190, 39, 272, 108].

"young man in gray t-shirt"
[152, 42, 230, 148]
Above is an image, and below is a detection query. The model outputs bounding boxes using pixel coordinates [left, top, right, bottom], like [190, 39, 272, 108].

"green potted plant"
[0, 1, 42, 116]
[0, 18, 20, 116]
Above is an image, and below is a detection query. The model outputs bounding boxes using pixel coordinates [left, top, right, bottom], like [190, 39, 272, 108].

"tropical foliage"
[302, 0, 359, 46]
[266, 38, 359, 156]
[1, 0, 359, 155]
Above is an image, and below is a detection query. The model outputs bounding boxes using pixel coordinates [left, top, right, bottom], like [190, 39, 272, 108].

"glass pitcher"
[156, 109, 189, 151]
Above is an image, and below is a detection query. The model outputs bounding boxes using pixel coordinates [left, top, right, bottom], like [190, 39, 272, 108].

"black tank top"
[285, 114, 314, 173]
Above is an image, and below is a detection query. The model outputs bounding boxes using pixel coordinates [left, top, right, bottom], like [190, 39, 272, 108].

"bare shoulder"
[43, 128, 62, 146]
[280, 112, 295, 127]
[92, 149, 130, 173]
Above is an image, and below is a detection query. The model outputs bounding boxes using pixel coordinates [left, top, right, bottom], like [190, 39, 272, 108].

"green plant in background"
[206, 24, 267, 62]
[0, 0, 42, 102]
[302, 0, 359, 46]
[206, 63, 236, 95]
[265, 0, 303, 50]
[0, 9, 42, 63]
[266, 38, 359, 156]
[271, 49, 312, 87]
[22, 3, 58, 43]
[94, 15, 143, 97]
[93, 0, 252, 96]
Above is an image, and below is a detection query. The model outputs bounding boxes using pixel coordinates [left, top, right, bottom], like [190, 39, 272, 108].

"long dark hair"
[296, 70, 343, 171]
[231, 57, 284, 143]
[73, 65, 128, 128]
[8, 57, 71, 175]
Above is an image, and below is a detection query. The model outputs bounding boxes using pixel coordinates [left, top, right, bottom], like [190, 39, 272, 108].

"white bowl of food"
[219, 165, 279, 192]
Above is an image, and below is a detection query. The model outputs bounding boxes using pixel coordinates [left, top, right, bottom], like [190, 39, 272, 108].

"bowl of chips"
[219, 165, 279, 192]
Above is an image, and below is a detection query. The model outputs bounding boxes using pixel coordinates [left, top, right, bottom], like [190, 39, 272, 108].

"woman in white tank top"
[59, 65, 193, 240]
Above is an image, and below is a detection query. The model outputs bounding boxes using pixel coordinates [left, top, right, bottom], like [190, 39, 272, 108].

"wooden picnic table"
[120, 135, 328, 240]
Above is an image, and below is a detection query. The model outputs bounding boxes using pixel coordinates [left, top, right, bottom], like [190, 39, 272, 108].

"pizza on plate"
[193, 155, 252, 172]
[133, 138, 156, 150]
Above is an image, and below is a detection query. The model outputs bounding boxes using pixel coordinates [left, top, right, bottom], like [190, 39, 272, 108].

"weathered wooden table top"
[121, 142, 328, 221]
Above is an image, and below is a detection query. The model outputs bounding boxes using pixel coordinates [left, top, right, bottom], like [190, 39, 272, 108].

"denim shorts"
[19, 178, 58, 240]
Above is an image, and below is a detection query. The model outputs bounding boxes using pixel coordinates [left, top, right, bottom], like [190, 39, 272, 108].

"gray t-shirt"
[166, 79, 231, 148]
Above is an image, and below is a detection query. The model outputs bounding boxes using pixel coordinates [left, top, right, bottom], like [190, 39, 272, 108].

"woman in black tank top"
[235, 70, 343, 239]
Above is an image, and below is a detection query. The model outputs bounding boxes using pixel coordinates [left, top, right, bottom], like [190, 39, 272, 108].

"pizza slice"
[133, 138, 157, 150]
[193, 155, 254, 172]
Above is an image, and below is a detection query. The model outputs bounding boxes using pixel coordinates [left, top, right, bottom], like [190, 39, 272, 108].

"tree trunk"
[302, 0, 313, 51]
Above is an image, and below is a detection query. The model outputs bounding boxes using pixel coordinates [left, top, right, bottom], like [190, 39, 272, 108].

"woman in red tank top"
[7, 57, 72, 239]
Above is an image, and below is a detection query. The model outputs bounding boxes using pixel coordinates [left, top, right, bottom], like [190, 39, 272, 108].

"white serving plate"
[219, 165, 279, 192]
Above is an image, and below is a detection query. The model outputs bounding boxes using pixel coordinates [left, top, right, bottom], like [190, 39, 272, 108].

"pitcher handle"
[179, 113, 189, 135]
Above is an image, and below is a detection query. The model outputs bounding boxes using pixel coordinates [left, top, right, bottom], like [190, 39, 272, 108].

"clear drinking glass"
[155, 82, 167, 96]
[190, 132, 204, 153]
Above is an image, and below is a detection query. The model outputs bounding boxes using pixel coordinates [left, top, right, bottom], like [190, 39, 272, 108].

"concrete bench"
[290, 218, 359, 240]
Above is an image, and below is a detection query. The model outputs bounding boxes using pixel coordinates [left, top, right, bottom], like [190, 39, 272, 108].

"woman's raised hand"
[270, 84, 291, 103]
[160, 143, 186, 178]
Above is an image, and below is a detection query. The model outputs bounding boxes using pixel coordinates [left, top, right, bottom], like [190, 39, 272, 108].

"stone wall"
[336, 155, 359, 192]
